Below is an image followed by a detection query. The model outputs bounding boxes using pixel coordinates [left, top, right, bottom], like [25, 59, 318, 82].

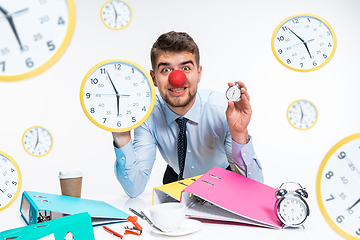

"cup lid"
[59, 171, 83, 179]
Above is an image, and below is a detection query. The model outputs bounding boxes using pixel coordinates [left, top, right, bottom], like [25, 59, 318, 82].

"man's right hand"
[112, 131, 131, 148]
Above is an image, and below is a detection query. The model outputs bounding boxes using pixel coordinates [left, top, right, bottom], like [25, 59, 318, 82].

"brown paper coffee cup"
[59, 171, 83, 198]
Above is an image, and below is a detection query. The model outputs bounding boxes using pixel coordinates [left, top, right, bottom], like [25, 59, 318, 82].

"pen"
[129, 207, 146, 220]
[102, 226, 123, 239]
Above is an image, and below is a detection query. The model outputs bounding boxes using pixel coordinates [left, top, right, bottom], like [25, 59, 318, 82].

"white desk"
[0, 190, 345, 240]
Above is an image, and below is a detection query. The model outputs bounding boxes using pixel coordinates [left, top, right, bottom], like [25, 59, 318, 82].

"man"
[112, 31, 263, 198]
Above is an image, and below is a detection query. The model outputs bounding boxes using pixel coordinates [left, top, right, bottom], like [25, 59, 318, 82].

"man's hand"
[225, 80, 251, 145]
[112, 131, 131, 148]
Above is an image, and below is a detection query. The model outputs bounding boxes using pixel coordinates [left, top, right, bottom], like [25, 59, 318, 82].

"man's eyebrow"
[157, 62, 170, 68]
[157, 60, 195, 69]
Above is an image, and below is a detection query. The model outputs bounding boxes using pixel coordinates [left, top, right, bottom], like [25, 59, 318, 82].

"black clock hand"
[34, 129, 39, 150]
[299, 103, 304, 123]
[288, 27, 312, 58]
[0, 5, 23, 50]
[111, 2, 118, 23]
[106, 70, 121, 117]
[348, 198, 360, 211]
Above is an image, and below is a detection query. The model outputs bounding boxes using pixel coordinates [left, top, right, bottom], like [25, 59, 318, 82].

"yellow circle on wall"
[0, 0, 76, 81]
[100, 0, 132, 30]
[0, 151, 22, 211]
[271, 13, 336, 72]
[316, 133, 360, 240]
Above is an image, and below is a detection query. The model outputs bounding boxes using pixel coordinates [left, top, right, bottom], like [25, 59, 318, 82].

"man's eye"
[162, 68, 171, 73]
[182, 66, 190, 71]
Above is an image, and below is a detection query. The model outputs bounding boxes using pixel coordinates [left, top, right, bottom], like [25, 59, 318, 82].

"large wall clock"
[22, 126, 53, 157]
[0, 0, 75, 81]
[0, 151, 22, 211]
[100, 0, 132, 30]
[80, 59, 156, 132]
[287, 99, 318, 130]
[271, 13, 336, 72]
[316, 133, 360, 240]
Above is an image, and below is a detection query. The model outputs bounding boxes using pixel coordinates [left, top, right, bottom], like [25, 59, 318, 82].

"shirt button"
[191, 166, 195, 169]
[121, 157, 125, 160]
[248, 172, 251, 175]
[188, 150, 191, 153]
[242, 153, 246, 157]
[125, 176, 128, 178]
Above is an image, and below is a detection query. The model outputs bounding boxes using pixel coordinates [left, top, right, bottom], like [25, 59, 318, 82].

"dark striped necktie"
[175, 117, 188, 180]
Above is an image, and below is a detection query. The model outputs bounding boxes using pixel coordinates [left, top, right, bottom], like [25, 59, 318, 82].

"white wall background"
[1, 0, 360, 239]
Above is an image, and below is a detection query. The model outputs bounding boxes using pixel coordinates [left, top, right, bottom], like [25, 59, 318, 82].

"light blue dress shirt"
[114, 89, 263, 197]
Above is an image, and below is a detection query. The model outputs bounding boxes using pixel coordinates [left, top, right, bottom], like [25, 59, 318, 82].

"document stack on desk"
[152, 175, 202, 205]
[0, 212, 95, 240]
[180, 166, 283, 229]
[20, 191, 130, 226]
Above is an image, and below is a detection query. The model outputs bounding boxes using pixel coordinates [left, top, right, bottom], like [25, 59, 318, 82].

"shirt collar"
[163, 92, 201, 125]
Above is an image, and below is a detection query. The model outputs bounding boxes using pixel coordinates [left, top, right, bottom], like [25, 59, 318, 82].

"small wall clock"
[316, 133, 360, 240]
[287, 99, 318, 130]
[22, 126, 53, 157]
[100, 0, 132, 30]
[80, 59, 156, 132]
[0, 0, 75, 81]
[0, 151, 22, 211]
[271, 13, 336, 72]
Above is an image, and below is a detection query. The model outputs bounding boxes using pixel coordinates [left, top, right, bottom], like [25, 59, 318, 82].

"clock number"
[278, 49, 283, 54]
[12, 181, 17, 186]
[91, 78, 98, 84]
[133, 83, 138, 87]
[132, 68, 135, 74]
[0, 62, 4, 72]
[34, 33, 43, 41]
[58, 16, 65, 25]
[115, 64, 121, 70]
[292, 18, 299, 24]
[286, 59, 291, 64]
[103, 118, 107, 124]
[117, 121, 121, 127]
[132, 117, 136, 123]
[299, 63, 303, 68]
[86, 93, 91, 99]
[336, 215, 344, 223]
[7, 193, 12, 198]
[90, 107, 95, 113]
[142, 106, 146, 111]
[312, 61, 317, 66]
[47, 41, 55, 51]
[100, 68, 106, 74]
[40, 15, 50, 24]
[338, 151, 346, 159]
[277, 36, 284, 42]
[325, 194, 334, 201]
[325, 171, 334, 179]
[340, 177, 348, 184]
[281, 26, 288, 31]
[125, 76, 131, 80]
[323, 53, 327, 59]
[356, 229, 360, 235]
[26, 58, 34, 68]
[146, 92, 150, 97]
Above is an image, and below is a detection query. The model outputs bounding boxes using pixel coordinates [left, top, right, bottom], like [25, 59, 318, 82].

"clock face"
[287, 99, 318, 130]
[100, 0, 132, 30]
[271, 14, 336, 72]
[316, 133, 360, 240]
[0, 0, 75, 81]
[0, 151, 22, 211]
[276, 195, 308, 226]
[22, 126, 53, 157]
[80, 59, 156, 132]
[226, 84, 241, 102]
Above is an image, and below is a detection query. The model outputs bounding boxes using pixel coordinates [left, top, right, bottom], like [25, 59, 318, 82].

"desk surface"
[0, 190, 345, 240]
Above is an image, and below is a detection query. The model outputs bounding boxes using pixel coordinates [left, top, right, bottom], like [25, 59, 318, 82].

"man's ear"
[150, 70, 157, 87]
[197, 65, 202, 83]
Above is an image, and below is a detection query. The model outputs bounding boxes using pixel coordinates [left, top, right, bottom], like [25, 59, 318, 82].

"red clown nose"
[168, 70, 186, 88]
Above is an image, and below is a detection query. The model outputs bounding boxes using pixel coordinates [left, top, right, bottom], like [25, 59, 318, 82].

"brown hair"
[150, 31, 200, 70]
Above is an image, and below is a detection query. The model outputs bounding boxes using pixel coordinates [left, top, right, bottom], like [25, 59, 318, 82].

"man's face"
[150, 51, 202, 115]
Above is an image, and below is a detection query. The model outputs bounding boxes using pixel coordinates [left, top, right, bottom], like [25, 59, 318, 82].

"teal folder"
[0, 212, 95, 240]
[20, 191, 129, 226]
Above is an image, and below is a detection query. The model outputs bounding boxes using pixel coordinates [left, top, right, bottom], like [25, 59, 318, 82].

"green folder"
[0, 212, 95, 240]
